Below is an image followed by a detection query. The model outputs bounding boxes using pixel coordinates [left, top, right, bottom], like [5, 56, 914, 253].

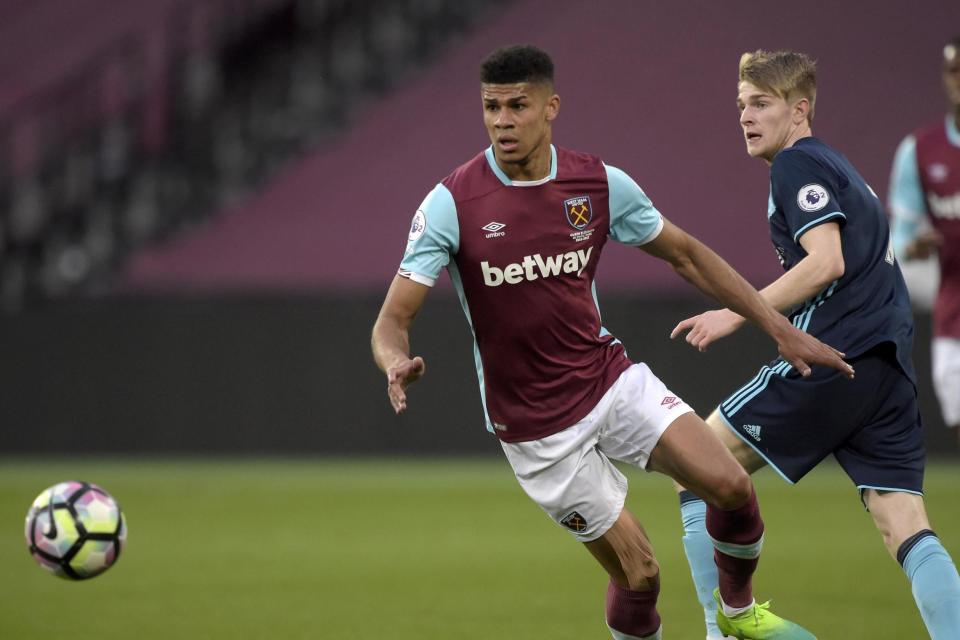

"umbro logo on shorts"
[560, 511, 588, 533]
[743, 424, 762, 441]
[661, 396, 681, 409]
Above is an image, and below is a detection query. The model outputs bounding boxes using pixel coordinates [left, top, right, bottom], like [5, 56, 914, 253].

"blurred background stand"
[0, 0, 956, 457]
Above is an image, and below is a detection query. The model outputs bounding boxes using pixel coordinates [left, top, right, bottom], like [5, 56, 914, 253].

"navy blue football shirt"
[768, 137, 916, 383]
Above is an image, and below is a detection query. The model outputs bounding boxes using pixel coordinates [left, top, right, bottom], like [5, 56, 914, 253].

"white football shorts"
[932, 336, 960, 428]
[500, 363, 694, 542]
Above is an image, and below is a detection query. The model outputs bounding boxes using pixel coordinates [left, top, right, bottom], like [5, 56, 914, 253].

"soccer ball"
[24, 481, 127, 580]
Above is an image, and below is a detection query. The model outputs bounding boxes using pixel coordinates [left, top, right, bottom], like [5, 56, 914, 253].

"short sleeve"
[770, 150, 845, 243]
[605, 164, 664, 245]
[397, 184, 459, 286]
[887, 135, 928, 256]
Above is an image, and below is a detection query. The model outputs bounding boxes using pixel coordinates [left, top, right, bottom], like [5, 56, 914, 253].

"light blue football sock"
[900, 532, 960, 639]
[679, 493, 723, 638]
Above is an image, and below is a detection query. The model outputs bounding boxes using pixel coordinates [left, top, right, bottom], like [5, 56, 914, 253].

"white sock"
[720, 596, 755, 618]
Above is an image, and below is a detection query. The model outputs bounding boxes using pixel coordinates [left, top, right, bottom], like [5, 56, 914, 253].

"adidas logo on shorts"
[743, 424, 762, 441]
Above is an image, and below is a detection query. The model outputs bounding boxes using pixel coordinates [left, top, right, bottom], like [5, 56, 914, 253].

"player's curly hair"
[480, 45, 554, 87]
[739, 50, 817, 123]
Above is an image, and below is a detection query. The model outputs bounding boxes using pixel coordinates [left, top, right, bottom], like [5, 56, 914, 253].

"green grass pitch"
[1, 458, 957, 639]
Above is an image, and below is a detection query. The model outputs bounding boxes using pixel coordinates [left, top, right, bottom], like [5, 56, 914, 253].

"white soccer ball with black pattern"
[24, 481, 127, 580]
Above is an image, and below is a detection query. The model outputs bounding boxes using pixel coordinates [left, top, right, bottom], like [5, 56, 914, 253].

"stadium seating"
[120, 0, 956, 295]
[3, 0, 954, 305]
[0, 0, 500, 308]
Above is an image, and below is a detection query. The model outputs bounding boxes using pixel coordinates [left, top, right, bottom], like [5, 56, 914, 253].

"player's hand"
[670, 309, 745, 351]
[907, 230, 944, 260]
[776, 325, 854, 379]
[386, 356, 426, 414]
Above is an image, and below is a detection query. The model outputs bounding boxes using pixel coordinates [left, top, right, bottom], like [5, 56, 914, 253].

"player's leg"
[702, 409, 768, 472]
[864, 490, 960, 639]
[648, 412, 815, 639]
[665, 357, 859, 639]
[582, 414, 758, 639]
[648, 411, 761, 611]
[584, 508, 664, 639]
[931, 336, 960, 444]
[672, 409, 766, 639]
[499, 369, 665, 640]
[835, 345, 960, 639]
[595, 365, 766, 616]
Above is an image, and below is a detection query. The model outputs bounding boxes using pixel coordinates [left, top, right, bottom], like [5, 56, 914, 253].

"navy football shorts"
[717, 343, 925, 495]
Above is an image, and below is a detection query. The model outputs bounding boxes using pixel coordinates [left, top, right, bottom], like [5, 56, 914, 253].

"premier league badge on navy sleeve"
[563, 196, 593, 230]
[797, 184, 829, 212]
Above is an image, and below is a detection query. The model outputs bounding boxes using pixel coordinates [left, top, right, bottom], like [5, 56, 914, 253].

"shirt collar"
[485, 144, 557, 186]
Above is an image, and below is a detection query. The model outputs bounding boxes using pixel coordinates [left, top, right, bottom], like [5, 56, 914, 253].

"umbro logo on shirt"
[743, 424, 762, 441]
[482, 221, 506, 238]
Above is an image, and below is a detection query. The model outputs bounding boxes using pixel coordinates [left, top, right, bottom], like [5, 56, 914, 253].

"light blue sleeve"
[398, 184, 459, 286]
[888, 135, 926, 256]
[605, 164, 664, 246]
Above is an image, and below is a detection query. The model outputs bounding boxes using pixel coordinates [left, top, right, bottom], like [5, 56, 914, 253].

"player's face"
[737, 81, 809, 164]
[944, 45, 960, 109]
[481, 82, 559, 179]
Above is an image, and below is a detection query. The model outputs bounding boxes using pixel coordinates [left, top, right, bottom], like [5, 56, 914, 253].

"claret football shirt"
[889, 116, 960, 338]
[398, 145, 662, 442]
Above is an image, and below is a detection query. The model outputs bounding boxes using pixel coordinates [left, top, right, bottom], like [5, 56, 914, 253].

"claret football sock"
[605, 579, 662, 640]
[705, 487, 764, 608]
[678, 492, 724, 638]
[898, 529, 960, 639]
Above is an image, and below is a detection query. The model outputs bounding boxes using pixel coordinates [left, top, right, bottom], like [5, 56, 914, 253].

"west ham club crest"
[563, 196, 593, 230]
[560, 511, 589, 533]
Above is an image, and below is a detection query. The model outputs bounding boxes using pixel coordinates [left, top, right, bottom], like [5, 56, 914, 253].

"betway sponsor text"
[481, 248, 593, 286]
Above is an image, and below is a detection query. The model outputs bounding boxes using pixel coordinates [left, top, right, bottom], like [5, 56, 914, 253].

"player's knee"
[708, 468, 753, 510]
[878, 529, 898, 557]
[624, 561, 660, 592]
[617, 538, 660, 591]
[604, 554, 659, 591]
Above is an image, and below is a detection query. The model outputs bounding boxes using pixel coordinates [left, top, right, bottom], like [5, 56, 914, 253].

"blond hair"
[739, 50, 817, 122]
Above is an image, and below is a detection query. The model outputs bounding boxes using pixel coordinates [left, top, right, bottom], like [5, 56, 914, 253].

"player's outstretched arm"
[669, 222, 847, 351]
[372, 275, 430, 413]
[641, 218, 853, 378]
